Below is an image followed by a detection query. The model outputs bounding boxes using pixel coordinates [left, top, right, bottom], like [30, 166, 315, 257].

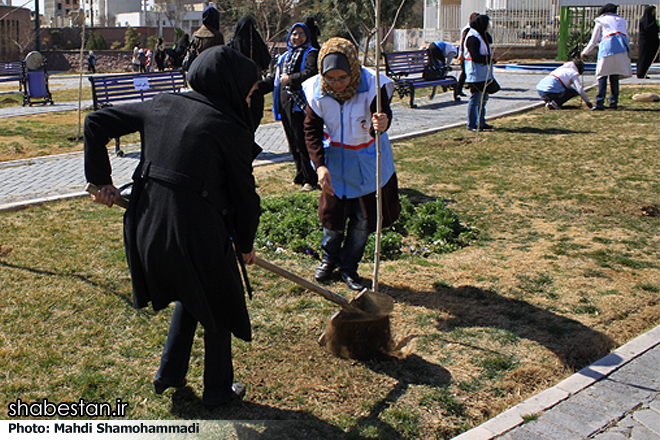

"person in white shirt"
[536, 60, 593, 109]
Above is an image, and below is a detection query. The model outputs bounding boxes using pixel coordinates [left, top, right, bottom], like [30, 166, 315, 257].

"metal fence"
[404, 1, 656, 51]
[488, 3, 650, 47]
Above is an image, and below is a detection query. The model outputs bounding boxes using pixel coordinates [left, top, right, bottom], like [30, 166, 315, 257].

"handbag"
[423, 64, 445, 81]
[485, 78, 501, 94]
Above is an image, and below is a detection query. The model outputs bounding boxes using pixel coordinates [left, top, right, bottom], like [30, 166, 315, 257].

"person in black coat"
[637, 6, 659, 78]
[84, 46, 261, 407]
[229, 16, 272, 127]
[304, 16, 322, 50]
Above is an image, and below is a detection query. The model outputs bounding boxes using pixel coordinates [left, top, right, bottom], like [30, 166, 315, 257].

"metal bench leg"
[409, 87, 417, 108]
[114, 138, 124, 157]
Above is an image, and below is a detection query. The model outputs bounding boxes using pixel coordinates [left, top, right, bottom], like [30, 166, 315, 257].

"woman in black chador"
[84, 46, 261, 407]
[229, 16, 272, 127]
[637, 6, 659, 79]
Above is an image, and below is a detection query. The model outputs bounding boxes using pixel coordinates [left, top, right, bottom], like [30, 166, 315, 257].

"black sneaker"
[338, 270, 364, 291]
[314, 261, 336, 282]
[203, 382, 246, 409]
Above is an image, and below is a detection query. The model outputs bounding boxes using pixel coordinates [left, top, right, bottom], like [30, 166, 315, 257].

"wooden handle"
[85, 182, 129, 209]
[84, 184, 359, 314]
[255, 256, 361, 312]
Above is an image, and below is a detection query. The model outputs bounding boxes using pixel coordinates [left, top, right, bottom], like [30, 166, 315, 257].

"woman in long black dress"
[637, 6, 659, 79]
[84, 46, 261, 407]
[229, 17, 272, 127]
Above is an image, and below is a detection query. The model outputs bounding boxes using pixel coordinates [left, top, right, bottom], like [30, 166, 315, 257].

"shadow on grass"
[168, 387, 396, 439]
[0, 259, 135, 308]
[165, 353, 449, 439]
[383, 283, 615, 371]
[399, 187, 456, 205]
[500, 126, 591, 135]
[615, 107, 660, 112]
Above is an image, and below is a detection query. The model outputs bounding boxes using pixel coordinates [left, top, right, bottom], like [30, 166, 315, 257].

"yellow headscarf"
[318, 37, 362, 102]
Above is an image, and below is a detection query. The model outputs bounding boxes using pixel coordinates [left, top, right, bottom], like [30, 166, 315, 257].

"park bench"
[383, 50, 458, 108]
[0, 61, 23, 91]
[89, 70, 187, 156]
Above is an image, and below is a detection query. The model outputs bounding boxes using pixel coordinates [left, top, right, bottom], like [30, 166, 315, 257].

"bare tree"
[215, 0, 307, 43]
[322, 0, 415, 64]
[153, 0, 188, 31]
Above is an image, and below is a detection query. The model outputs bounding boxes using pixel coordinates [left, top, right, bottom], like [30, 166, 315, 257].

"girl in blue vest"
[463, 14, 495, 131]
[259, 23, 318, 191]
[303, 37, 401, 291]
[581, 3, 631, 110]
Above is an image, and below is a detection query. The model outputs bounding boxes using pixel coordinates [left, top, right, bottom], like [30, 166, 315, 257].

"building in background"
[0, 4, 32, 60]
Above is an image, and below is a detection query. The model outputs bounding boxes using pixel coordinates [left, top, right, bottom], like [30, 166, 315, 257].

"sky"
[7, 1, 44, 12]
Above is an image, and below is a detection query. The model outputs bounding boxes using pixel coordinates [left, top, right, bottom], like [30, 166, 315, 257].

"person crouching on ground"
[536, 59, 593, 109]
[84, 46, 261, 408]
[303, 37, 401, 291]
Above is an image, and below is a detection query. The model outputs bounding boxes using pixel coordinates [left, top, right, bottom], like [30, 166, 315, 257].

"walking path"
[0, 68, 576, 210]
[1, 68, 658, 440]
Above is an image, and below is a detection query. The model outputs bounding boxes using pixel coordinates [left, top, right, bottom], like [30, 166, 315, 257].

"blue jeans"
[155, 302, 234, 405]
[321, 198, 370, 274]
[595, 75, 619, 108]
[467, 89, 489, 129]
[538, 88, 579, 107]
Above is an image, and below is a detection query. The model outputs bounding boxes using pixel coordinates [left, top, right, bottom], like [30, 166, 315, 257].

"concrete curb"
[452, 325, 660, 440]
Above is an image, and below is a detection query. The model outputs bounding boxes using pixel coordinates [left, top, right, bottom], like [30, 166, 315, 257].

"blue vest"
[272, 46, 316, 121]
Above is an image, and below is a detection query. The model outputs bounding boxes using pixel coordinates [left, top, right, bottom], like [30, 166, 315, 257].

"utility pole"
[34, 0, 41, 51]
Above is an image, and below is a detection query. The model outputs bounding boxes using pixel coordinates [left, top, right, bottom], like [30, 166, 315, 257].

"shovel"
[254, 257, 395, 360]
[85, 182, 396, 359]
[255, 256, 393, 319]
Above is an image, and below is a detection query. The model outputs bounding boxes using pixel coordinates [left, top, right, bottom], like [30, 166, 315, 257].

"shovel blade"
[321, 311, 393, 360]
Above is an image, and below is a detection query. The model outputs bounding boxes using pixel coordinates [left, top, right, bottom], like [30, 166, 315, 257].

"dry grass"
[0, 85, 658, 438]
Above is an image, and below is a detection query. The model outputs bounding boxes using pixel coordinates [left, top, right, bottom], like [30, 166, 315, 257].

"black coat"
[84, 48, 261, 341]
[638, 6, 659, 78]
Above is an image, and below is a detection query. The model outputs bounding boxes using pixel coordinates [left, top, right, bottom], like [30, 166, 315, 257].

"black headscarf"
[304, 16, 321, 50]
[470, 14, 490, 39]
[202, 6, 220, 31]
[228, 17, 271, 71]
[599, 3, 618, 16]
[640, 6, 658, 33]
[187, 46, 259, 132]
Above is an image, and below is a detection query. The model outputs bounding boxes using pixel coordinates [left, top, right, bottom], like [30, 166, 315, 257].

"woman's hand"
[280, 74, 290, 87]
[372, 112, 389, 133]
[242, 247, 256, 265]
[91, 184, 121, 208]
[317, 166, 334, 196]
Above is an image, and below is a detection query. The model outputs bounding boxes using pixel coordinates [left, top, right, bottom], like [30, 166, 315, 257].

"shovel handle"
[85, 182, 129, 209]
[85, 183, 358, 313]
[255, 256, 360, 312]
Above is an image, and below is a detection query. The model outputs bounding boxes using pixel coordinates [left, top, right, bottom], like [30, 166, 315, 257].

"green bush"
[123, 26, 140, 50]
[255, 193, 477, 260]
[255, 193, 322, 257]
[86, 32, 107, 50]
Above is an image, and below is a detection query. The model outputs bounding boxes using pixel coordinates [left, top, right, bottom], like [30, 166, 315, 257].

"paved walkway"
[1, 68, 659, 440]
[0, 68, 572, 210]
